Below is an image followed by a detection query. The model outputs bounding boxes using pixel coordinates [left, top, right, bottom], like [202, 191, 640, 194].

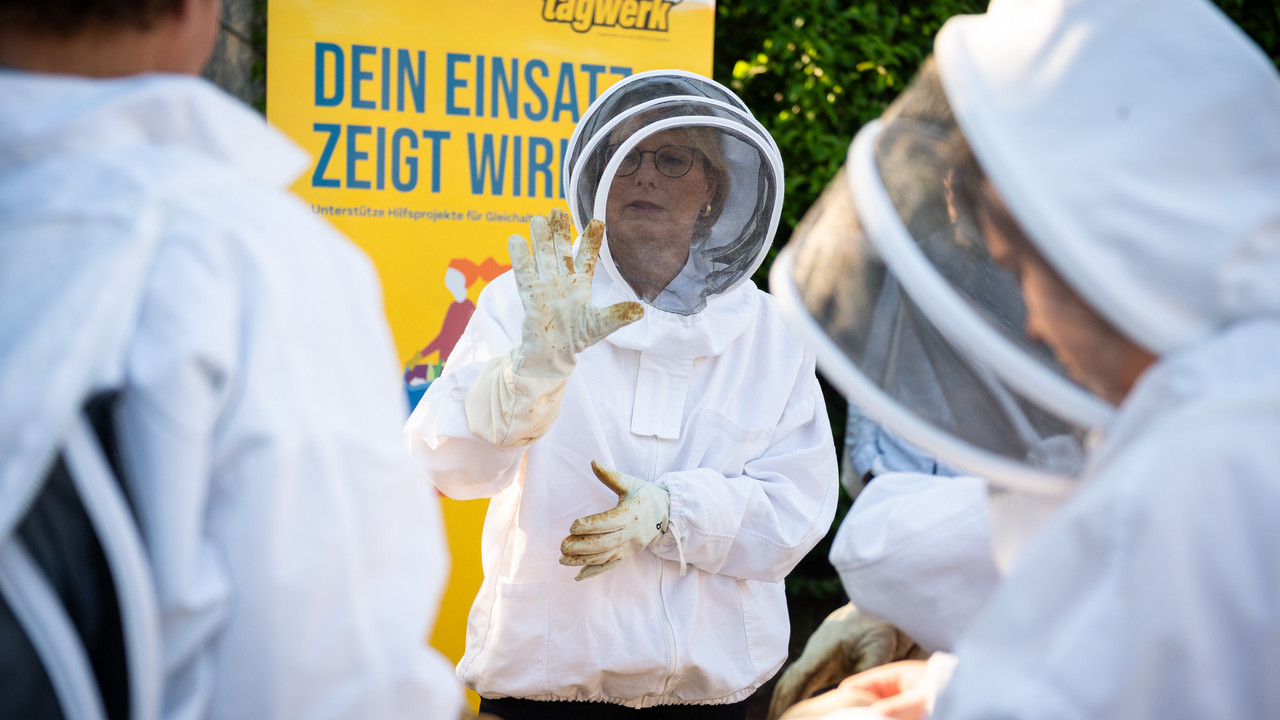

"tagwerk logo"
[541, 0, 679, 33]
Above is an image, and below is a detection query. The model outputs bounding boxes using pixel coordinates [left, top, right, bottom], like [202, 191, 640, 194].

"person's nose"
[632, 153, 663, 184]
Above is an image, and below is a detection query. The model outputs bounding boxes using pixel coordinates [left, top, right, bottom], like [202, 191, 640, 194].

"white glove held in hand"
[511, 208, 642, 378]
[559, 461, 670, 581]
[465, 210, 642, 446]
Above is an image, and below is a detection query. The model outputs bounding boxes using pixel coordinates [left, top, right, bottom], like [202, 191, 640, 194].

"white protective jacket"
[815, 323, 1280, 720]
[407, 257, 839, 707]
[827, 473, 1000, 654]
[930, 320, 1280, 718]
[0, 71, 460, 719]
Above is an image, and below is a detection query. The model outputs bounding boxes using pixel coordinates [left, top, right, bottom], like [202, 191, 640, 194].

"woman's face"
[604, 128, 719, 286]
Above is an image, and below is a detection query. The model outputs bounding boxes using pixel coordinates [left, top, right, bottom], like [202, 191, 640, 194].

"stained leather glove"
[767, 603, 927, 720]
[559, 461, 670, 581]
[465, 210, 643, 445]
[510, 208, 642, 378]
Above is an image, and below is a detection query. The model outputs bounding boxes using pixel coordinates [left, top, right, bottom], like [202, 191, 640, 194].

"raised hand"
[509, 209, 643, 379]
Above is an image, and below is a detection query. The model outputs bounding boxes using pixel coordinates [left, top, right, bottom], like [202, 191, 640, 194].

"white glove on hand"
[510, 208, 642, 378]
[465, 210, 642, 446]
[768, 603, 927, 720]
[559, 461, 670, 581]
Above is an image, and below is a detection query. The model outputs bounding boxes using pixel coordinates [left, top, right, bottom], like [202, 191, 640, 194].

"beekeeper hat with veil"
[768, 0, 1280, 502]
[564, 70, 785, 320]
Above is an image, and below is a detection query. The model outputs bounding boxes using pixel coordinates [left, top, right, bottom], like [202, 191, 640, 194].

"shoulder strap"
[0, 392, 161, 720]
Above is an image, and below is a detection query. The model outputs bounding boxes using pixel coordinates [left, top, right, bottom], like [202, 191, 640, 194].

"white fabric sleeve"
[646, 363, 840, 583]
[463, 352, 569, 446]
[405, 273, 535, 500]
[828, 473, 1000, 653]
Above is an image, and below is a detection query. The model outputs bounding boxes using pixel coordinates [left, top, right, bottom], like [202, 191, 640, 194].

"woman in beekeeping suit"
[406, 70, 839, 719]
[767, 0, 1280, 717]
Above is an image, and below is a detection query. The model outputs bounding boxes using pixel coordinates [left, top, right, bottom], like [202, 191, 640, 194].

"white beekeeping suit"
[0, 72, 462, 720]
[768, 0, 1280, 716]
[407, 71, 839, 711]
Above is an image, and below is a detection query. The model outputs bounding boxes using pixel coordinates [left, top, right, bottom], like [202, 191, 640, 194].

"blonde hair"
[668, 125, 730, 237]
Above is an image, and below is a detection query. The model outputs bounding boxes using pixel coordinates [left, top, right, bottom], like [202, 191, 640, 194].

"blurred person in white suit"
[0, 1, 463, 717]
[768, 0, 1280, 716]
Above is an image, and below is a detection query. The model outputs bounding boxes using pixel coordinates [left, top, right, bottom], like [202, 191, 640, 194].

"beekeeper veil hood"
[567, 71, 784, 315]
[770, 0, 1280, 497]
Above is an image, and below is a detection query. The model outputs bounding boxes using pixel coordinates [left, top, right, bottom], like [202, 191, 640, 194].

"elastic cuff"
[650, 478, 687, 575]
[464, 353, 569, 445]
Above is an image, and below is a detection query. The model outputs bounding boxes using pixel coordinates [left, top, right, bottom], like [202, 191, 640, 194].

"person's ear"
[703, 173, 719, 207]
[171, 0, 221, 74]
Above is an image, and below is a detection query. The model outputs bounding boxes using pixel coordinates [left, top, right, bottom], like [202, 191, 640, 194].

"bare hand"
[841, 660, 931, 720]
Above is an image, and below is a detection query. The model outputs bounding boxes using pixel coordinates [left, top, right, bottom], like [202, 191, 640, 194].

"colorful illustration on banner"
[403, 256, 509, 411]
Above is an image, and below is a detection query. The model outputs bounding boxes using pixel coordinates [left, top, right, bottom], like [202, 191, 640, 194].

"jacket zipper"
[650, 435, 678, 696]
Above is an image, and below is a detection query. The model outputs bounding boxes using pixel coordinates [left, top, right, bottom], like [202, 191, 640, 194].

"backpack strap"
[0, 392, 161, 720]
[0, 524, 107, 720]
[64, 394, 162, 720]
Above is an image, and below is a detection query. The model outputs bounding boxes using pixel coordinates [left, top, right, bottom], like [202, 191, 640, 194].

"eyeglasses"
[609, 144, 700, 178]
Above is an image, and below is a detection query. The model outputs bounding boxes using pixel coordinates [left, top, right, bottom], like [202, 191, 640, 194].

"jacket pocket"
[678, 408, 773, 478]
[471, 581, 549, 697]
[738, 578, 788, 680]
[681, 575, 788, 699]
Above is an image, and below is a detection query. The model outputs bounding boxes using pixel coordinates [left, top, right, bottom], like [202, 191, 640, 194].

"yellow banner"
[266, 0, 715, 704]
